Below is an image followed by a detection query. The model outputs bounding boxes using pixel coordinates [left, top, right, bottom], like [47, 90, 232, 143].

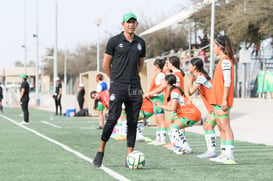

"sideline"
[0, 114, 130, 181]
[41, 120, 62, 128]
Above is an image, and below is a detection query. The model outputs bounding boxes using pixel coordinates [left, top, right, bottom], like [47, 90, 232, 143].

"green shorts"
[139, 110, 153, 120]
[96, 103, 105, 111]
[152, 94, 165, 114]
[179, 117, 197, 127]
[211, 104, 230, 119]
[214, 104, 231, 111]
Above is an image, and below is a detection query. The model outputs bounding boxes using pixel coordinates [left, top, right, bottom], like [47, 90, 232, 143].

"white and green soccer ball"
[126, 151, 145, 169]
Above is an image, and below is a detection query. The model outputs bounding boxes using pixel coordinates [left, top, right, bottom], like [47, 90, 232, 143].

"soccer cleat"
[136, 129, 145, 142]
[154, 141, 166, 146]
[19, 121, 29, 125]
[197, 151, 217, 159]
[175, 147, 193, 155]
[210, 154, 228, 162]
[93, 152, 104, 167]
[136, 135, 145, 142]
[162, 142, 175, 149]
[172, 145, 182, 152]
[125, 159, 129, 168]
[222, 159, 237, 165]
[210, 154, 237, 164]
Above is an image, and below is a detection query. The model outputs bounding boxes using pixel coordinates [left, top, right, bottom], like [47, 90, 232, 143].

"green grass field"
[1, 108, 273, 181]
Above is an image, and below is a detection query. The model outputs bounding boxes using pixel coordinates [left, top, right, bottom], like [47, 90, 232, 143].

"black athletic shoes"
[125, 159, 129, 168]
[93, 151, 130, 168]
[93, 152, 104, 167]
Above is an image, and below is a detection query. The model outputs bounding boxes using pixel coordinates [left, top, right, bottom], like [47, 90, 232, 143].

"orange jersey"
[195, 73, 214, 114]
[209, 55, 234, 107]
[163, 71, 184, 106]
[173, 69, 185, 91]
[171, 88, 201, 121]
[163, 87, 170, 106]
[149, 72, 165, 92]
[141, 98, 154, 113]
[99, 90, 109, 109]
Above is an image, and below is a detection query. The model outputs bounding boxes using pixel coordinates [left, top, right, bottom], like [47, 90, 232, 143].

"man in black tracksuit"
[54, 77, 62, 115]
[77, 83, 85, 110]
[93, 12, 146, 167]
[19, 74, 30, 125]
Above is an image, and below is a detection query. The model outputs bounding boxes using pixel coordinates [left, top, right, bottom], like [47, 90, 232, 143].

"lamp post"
[209, 0, 215, 78]
[23, 0, 27, 74]
[64, 46, 67, 94]
[53, 0, 58, 90]
[95, 18, 102, 72]
[33, 0, 40, 106]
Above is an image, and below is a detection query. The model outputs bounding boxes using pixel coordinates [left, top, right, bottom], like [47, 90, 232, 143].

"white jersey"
[195, 74, 212, 89]
[222, 58, 232, 87]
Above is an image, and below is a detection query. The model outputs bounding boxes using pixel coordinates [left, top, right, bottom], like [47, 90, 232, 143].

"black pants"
[101, 83, 143, 147]
[21, 98, 29, 122]
[0, 98, 3, 112]
[55, 96, 62, 115]
[78, 98, 84, 110]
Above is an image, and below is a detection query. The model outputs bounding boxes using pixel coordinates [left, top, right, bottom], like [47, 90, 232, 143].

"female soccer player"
[143, 58, 166, 145]
[95, 74, 108, 129]
[209, 35, 237, 164]
[155, 74, 201, 154]
[165, 56, 187, 151]
[187, 57, 217, 158]
[167, 56, 185, 90]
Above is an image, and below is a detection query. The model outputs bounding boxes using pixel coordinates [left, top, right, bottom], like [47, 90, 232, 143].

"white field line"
[81, 127, 96, 129]
[41, 121, 62, 128]
[0, 114, 130, 181]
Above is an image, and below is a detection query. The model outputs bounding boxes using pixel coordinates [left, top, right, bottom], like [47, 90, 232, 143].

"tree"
[191, 0, 273, 48]
[14, 61, 24, 67]
[27, 60, 35, 67]
[137, 22, 188, 58]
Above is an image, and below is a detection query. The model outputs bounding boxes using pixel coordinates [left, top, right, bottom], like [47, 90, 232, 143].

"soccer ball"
[126, 151, 145, 169]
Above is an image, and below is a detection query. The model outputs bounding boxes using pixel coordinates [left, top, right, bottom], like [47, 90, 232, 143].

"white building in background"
[0, 67, 50, 106]
[237, 38, 273, 98]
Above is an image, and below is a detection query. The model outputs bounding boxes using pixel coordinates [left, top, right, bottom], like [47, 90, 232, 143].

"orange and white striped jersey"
[171, 88, 201, 121]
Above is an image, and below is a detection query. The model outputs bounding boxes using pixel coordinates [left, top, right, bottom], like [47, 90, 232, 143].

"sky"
[0, 0, 190, 67]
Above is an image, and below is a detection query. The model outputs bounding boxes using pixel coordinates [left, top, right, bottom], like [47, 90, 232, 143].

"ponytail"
[167, 85, 185, 102]
[215, 35, 237, 64]
[190, 57, 211, 80]
[200, 67, 211, 80]
[165, 74, 185, 102]
[168, 56, 185, 77]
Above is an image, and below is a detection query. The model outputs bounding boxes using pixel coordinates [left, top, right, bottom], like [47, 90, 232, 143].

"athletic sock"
[155, 128, 161, 141]
[167, 129, 174, 143]
[225, 140, 235, 160]
[221, 140, 226, 156]
[171, 124, 188, 147]
[160, 128, 167, 143]
[205, 130, 216, 153]
[136, 121, 144, 137]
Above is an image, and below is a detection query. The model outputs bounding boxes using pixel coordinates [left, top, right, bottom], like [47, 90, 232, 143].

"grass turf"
[0, 107, 273, 181]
